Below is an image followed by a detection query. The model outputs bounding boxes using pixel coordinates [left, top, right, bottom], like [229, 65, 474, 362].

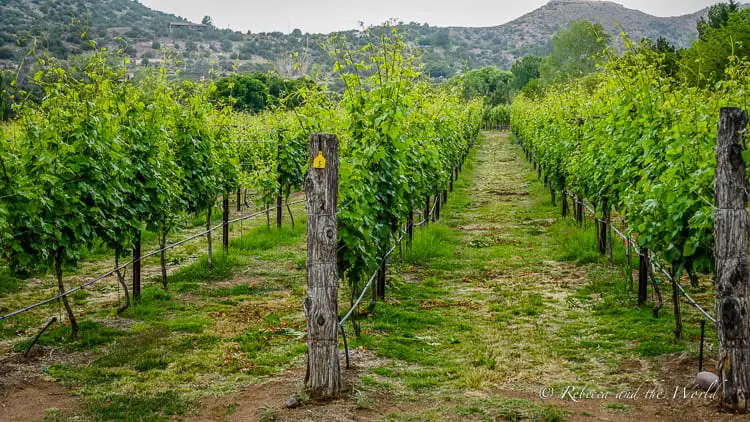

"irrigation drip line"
[337, 193, 439, 367]
[339, 232, 406, 327]
[412, 197, 439, 228]
[336, 197, 433, 254]
[0, 200, 306, 322]
[339, 267, 379, 326]
[567, 192, 717, 326]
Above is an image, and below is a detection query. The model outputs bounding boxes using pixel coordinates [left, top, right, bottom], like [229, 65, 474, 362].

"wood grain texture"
[715, 107, 750, 412]
[304, 133, 341, 399]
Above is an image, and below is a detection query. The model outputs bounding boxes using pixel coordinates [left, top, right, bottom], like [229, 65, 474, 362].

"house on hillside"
[169, 22, 208, 31]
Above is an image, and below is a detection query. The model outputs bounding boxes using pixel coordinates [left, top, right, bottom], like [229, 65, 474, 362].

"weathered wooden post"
[425, 196, 431, 225]
[715, 107, 750, 412]
[638, 248, 649, 306]
[223, 193, 230, 255]
[435, 194, 441, 221]
[407, 210, 414, 248]
[206, 205, 213, 270]
[132, 232, 141, 302]
[236, 188, 241, 212]
[304, 133, 341, 399]
[598, 202, 608, 256]
[277, 140, 284, 229]
[377, 258, 386, 300]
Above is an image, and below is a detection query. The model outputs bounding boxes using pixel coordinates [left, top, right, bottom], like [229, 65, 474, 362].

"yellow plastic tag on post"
[313, 151, 326, 169]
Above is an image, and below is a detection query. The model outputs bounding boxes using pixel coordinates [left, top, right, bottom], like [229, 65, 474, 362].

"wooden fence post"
[223, 193, 230, 255]
[277, 140, 284, 229]
[407, 210, 414, 248]
[276, 192, 283, 228]
[236, 188, 241, 212]
[206, 205, 213, 270]
[435, 194, 441, 221]
[715, 107, 750, 412]
[425, 196, 431, 226]
[638, 248, 649, 306]
[132, 232, 141, 302]
[598, 202, 608, 256]
[304, 133, 341, 399]
[377, 258, 386, 300]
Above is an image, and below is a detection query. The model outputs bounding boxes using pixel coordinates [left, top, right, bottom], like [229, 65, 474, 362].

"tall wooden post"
[638, 248, 649, 306]
[598, 203, 608, 256]
[276, 136, 284, 229]
[425, 196, 431, 225]
[276, 192, 283, 228]
[377, 258, 386, 300]
[435, 194, 441, 221]
[304, 133, 341, 399]
[223, 193, 230, 255]
[715, 107, 750, 412]
[407, 210, 414, 248]
[671, 270, 682, 340]
[236, 188, 241, 212]
[206, 205, 213, 270]
[132, 232, 141, 302]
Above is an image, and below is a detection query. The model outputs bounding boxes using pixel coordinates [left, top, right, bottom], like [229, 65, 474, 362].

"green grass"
[25, 215, 310, 421]
[13, 320, 125, 352]
[404, 225, 457, 266]
[87, 390, 192, 422]
[168, 253, 244, 288]
[230, 222, 306, 251]
[0, 268, 21, 295]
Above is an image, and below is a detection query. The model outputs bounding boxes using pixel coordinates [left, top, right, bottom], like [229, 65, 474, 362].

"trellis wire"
[0, 200, 305, 322]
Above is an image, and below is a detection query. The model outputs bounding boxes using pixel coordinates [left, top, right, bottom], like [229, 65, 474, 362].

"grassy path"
[330, 132, 729, 421]
[0, 132, 740, 421]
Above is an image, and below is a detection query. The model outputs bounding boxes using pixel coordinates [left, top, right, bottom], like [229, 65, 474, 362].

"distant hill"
[0, 0, 715, 78]
[440, 0, 707, 69]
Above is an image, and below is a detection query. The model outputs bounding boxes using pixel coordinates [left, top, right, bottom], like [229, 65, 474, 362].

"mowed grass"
[11, 223, 309, 421]
[344, 132, 716, 420]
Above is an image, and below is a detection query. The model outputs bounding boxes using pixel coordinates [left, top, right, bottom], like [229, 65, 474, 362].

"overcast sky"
[139, 0, 727, 34]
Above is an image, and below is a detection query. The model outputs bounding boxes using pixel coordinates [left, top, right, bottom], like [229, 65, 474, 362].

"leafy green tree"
[698, 1, 740, 39]
[458, 66, 512, 105]
[540, 21, 611, 85]
[511, 55, 543, 91]
[424, 60, 453, 78]
[639, 37, 679, 77]
[680, 8, 750, 85]
[214, 74, 269, 112]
